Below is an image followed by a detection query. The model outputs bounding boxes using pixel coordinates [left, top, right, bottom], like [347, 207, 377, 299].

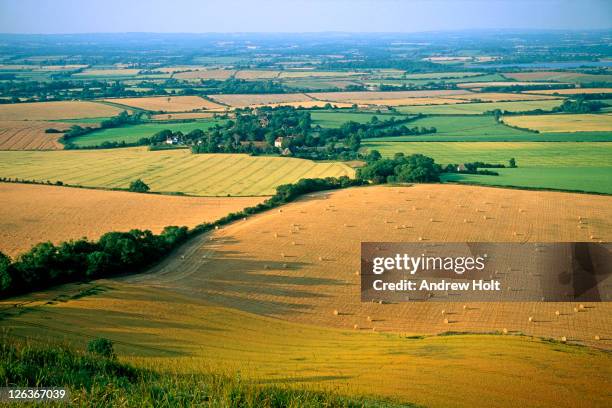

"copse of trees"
[553, 98, 606, 113]
[0, 176, 364, 300]
[357, 152, 441, 183]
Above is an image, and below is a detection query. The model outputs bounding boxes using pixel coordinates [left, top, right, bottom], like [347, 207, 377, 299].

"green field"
[0, 147, 354, 196]
[366, 73, 507, 86]
[395, 100, 564, 115]
[363, 115, 612, 142]
[71, 119, 224, 146]
[310, 111, 408, 127]
[362, 141, 612, 193]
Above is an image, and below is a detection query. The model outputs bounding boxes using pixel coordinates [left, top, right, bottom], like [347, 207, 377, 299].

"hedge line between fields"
[0, 177, 364, 299]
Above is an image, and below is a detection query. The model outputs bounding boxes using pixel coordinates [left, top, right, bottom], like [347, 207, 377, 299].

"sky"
[0, 0, 610, 34]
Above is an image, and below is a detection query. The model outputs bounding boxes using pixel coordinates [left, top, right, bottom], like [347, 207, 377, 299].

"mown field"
[310, 111, 407, 127]
[0, 147, 354, 196]
[70, 119, 224, 146]
[363, 141, 612, 193]
[0, 120, 70, 150]
[0, 182, 264, 257]
[0, 101, 124, 121]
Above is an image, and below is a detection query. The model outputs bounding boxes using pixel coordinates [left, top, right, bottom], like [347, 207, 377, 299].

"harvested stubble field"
[524, 87, 612, 95]
[73, 68, 141, 77]
[502, 113, 612, 133]
[207, 92, 315, 107]
[251, 100, 354, 109]
[122, 184, 611, 349]
[1, 184, 611, 407]
[0, 120, 70, 150]
[0, 147, 354, 196]
[349, 97, 467, 106]
[0, 182, 264, 257]
[0, 101, 124, 121]
[456, 81, 566, 88]
[103, 96, 224, 112]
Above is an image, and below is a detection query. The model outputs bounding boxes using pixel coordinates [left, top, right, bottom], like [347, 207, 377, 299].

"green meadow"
[70, 119, 223, 146]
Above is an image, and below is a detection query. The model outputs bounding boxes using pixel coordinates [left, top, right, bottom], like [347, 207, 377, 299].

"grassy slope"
[0, 147, 354, 196]
[70, 119, 223, 146]
[310, 111, 409, 127]
[1, 281, 610, 408]
[362, 141, 612, 193]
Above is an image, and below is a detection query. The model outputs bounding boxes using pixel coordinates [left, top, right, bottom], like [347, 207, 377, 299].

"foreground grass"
[0, 340, 405, 407]
[2, 281, 611, 408]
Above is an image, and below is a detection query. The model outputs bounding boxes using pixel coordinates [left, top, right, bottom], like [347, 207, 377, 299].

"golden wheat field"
[251, 100, 355, 109]
[456, 81, 566, 88]
[208, 92, 315, 107]
[127, 184, 612, 348]
[0, 121, 71, 150]
[503, 113, 612, 133]
[103, 96, 224, 112]
[0, 182, 264, 257]
[0, 101, 124, 121]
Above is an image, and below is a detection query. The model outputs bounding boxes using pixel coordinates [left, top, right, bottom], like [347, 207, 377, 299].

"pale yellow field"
[524, 88, 612, 95]
[0, 120, 74, 150]
[0, 182, 264, 257]
[208, 93, 315, 107]
[103, 96, 224, 112]
[234, 70, 281, 79]
[503, 113, 612, 133]
[0, 101, 124, 121]
[174, 69, 237, 80]
[278, 70, 365, 78]
[151, 112, 216, 120]
[127, 185, 612, 348]
[313, 89, 471, 102]
[447, 92, 561, 102]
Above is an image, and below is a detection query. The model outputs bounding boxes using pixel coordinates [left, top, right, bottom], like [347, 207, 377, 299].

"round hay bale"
[502, 328, 508, 335]
[594, 335, 600, 341]
[418, 236, 424, 241]
[354, 270, 360, 276]
[560, 336, 567, 342]
[353, 324, 359, 330]
[214, 225, 219, 230]
[443, 318, 449, 324]
[528, 316, 533, 322]
[378, 300, 384, 305]
[282, 263, 288, 269]
[278, 209, 282, 213]
[574, 307, 579, 313]
[441, 310, 445, 315]
[579, 304, 585, 310]
[318, 256, 324, 261]
[333, 309, 339, 316]
[367, 316, 372, 322]
[555, 311, 560, 316]
[264, 265, 270, 270]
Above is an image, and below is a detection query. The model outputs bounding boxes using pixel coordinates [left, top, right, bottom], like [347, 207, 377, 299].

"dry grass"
[446, 92, 561, 102]
[523, 88, 612, 95]
[0, 182, 264, 257]
[74, 68, 141, 76]
[103, 96, 224, 112]
[234, 70, 281, 79]
[130, 184, 612, 348]
[208, 93, 315, 107]
[0, 101, 123, 121]
[251, 100, 355, 109]
[502, 113, 612, 133]
[0, 121, 73, 150]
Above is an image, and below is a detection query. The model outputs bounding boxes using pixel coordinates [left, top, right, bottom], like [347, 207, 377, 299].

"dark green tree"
[129, 179, 150, 193]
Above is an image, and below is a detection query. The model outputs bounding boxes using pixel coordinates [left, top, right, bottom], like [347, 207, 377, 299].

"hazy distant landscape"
[0, 1, 610, 407]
